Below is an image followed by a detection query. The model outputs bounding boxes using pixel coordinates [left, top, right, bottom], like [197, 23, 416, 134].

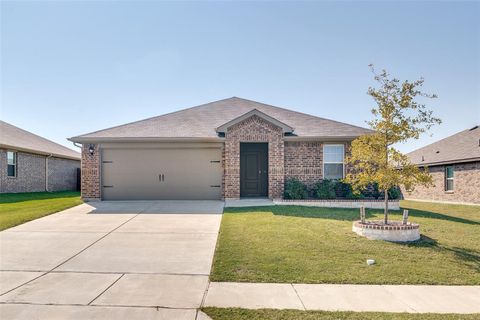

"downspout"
[45, 154, 53, 192]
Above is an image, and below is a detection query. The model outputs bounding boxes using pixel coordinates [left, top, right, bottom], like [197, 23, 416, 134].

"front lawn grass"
[202, 308, 479, 320]
[210, 200, 480, 285]
[0, 191, 82, 230]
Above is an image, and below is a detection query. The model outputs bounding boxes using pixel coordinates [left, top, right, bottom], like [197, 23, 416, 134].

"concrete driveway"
[0, 201, 224, 319]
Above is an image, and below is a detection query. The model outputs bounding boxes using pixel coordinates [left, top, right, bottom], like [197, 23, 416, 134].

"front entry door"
[240, 143, 268, 197]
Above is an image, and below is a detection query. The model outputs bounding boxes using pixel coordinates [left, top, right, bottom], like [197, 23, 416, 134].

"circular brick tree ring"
[352, 220, 420, 242]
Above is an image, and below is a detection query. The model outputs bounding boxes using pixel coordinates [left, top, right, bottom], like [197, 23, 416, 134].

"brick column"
[81, 144, 101, 200]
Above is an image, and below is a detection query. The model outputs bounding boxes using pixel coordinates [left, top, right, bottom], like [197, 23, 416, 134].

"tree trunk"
[384, 189, 389, 224]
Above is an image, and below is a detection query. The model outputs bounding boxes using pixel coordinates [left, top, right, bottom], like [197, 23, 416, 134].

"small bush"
[312, 179, 336, 199]
[362, 184, 401, 199]
[388, 186, 401, 200]
[284, 178, 308, 199]
[361, 183, 381, 199]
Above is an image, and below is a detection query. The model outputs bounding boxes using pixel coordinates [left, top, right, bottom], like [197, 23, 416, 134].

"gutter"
[68, 136, 225, 143]
[68, 135, 363, 143]
[414, 157, 480, 167]
[283, 136, 359, 142]
[0, 144, 80, 161]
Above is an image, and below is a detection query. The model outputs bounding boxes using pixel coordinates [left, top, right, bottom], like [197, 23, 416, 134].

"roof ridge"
[1, 120, 80, 155]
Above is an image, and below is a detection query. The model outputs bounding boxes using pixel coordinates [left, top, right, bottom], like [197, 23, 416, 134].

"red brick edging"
[353, 220, 419, 230]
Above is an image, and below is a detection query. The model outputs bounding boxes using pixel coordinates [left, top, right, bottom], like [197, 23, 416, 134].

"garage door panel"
[102, 148, 222, 200]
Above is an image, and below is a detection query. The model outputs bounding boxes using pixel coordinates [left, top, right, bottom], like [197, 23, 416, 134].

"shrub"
[312, 179, 336, 199]
[334, 181, 355, 198]
[349, 189, 365, 199]
[388, 186, 401, 200]
[284, 178, 308, 199]
[361, 183, 381, 199]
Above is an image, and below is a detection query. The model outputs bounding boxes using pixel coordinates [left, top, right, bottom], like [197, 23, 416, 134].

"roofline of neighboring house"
[413, 157, 480, 167]
[0, 144, 80, 161]
[69, 135, 363, 144]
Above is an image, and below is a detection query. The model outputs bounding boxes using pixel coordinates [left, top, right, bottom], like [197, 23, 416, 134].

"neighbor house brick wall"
[0, 149, 80, 193]
[0, 150, 46, 193]
[47, 157, 80, 191]
[224, 114, 284, 199]
[81, 144, 101, 200]
[402, 161, 480, 204]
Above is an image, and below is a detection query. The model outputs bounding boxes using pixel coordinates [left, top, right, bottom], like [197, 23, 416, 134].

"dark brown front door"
[240, 143, 268, 197]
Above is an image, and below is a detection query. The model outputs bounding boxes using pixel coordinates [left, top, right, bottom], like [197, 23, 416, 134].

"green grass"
[202, 308, 479, 320]
[0, 191, 82, 230]
[210, 200, 480, 285]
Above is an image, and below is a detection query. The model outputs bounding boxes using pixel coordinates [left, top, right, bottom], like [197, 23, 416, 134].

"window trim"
[323, 144, 345, 180]
[445, 165, 454, 192]
[7, 151, 17, 178]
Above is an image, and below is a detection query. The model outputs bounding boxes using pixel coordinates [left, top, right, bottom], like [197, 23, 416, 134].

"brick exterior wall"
[0, 149, 79, 193]
[47, 157, 80, 191]
[77, 121, 354, 201]
[284, 141, 323, 188]
[284, 141, 352, 189]
[402, 161, 480, 204]
[224, 114, 284, 199]
[81, 144, 101, 200]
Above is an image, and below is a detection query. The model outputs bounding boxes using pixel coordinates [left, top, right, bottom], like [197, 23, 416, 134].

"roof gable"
[0, 121, 80, 160]
[216, 109, 294, 134]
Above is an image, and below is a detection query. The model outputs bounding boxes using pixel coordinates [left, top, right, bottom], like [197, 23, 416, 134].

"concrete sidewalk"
[204, 282, 480, 314]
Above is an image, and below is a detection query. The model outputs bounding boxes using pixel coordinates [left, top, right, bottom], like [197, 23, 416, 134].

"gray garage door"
[101, 148, 222, 200]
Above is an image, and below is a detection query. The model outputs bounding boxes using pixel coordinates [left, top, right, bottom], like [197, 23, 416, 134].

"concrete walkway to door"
[0, 200, 223, 320]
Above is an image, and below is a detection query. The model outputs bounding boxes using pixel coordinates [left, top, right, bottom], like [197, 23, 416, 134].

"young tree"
[345, 66, 441, 224]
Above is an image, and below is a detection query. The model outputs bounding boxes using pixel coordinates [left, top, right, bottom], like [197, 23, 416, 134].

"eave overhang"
[283, 136, 359, 142]
[0, 144, 80, 161]
[68, 136, 224, 144]
[413, 157, 480, 167]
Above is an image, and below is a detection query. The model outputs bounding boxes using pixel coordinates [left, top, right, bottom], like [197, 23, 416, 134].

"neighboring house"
[69, 97, 372, 201]
[0, 121, 80, 193]
[404, 125, 480, 205]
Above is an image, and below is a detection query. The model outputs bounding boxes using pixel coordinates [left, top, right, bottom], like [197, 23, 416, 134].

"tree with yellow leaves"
[345, 66, 441, 224]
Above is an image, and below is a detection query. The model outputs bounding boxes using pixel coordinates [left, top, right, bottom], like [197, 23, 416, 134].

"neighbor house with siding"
[0, 121, 80, 193]
[403, 125, 480, 205]
[70, 97, 372, 201]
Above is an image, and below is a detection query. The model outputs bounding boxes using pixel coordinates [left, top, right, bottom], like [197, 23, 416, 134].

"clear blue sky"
[1, 1, 479, 153]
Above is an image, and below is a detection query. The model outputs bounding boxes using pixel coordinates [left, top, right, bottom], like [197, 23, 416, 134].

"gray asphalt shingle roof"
[407, 125, 480, 166]
[0, 121, 80, 160]
[71, 97, 372, 141]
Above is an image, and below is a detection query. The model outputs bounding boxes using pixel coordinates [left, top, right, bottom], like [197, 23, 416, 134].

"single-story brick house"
[403, 125, 480, 205]
[0, 121, 81, 193]
[69, 97, 372, 201]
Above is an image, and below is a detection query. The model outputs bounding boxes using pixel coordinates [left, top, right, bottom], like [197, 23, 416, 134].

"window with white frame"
[7, 151, 17, 177]
[323, 144, 344, 180]
[445, 166, 454, 191]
